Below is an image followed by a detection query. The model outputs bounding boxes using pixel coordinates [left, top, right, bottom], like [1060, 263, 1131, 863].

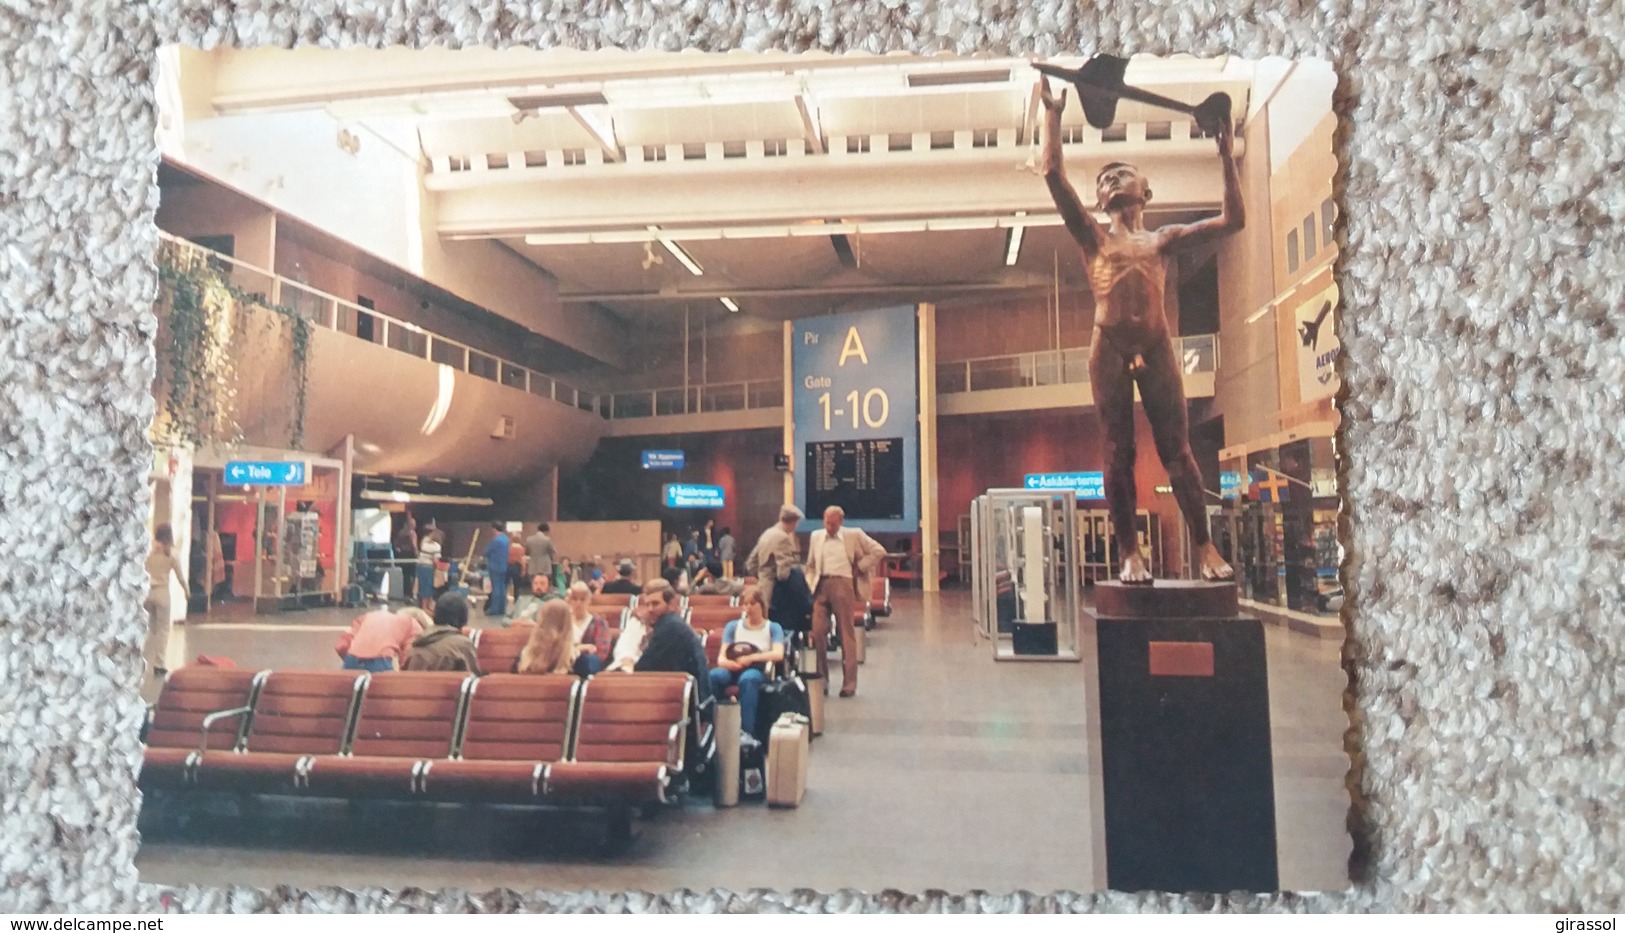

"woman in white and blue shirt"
[708, 586, 786, 736]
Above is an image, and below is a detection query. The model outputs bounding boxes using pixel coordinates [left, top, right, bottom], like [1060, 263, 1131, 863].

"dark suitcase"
[739, 734, 767, 802]
[753, 674, 811, 744]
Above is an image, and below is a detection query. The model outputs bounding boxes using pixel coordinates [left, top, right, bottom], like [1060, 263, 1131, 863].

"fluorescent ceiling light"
[1004, 209, 1028, 266]
[720, 297, 740, 313]
[650, 227, 704, 275]
[508, 91, 609, 110]
[924, 217, 998, 232]
[569, 106, 620, 159]
[906, 69, 1012, 88]
[359, 490, 496, 507]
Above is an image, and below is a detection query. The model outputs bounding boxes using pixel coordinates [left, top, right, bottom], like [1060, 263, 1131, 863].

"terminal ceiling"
[198, 48, 1270, 331]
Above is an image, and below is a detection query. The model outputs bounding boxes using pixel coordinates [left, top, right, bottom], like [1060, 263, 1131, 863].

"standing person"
[682, 530, 701, 565]
[563, 581, 614, 675]
[708, 587, 786, 738]
[143, 524, 188, 681]
[415, 524, 442, 612]
[744, 505, 803, 610]
[718, 527, 737, 579]
[805, 506, 885, 698]
[1037, 73, 1241, 583]
[403, 592, 483, 674]
[507, 534, 527, 603]
[334, 605, 427, 672]
[482, 522, 511, 616]
[662, 532, 682, 569]
[525, 522, 556, 589]
[393, 513, 419, 602]
[701, 519, 721, 564]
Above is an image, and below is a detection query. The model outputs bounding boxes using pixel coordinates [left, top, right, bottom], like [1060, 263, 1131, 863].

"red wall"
[937, 410, 1196, 573]
[559, 429, 782, 546]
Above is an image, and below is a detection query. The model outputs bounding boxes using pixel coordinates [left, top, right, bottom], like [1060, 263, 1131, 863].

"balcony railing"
[604, 379, 783, 420]
[157, 231, 603, 417]
[935, 335, 1219, 394]
[599, 336, 1218, 421]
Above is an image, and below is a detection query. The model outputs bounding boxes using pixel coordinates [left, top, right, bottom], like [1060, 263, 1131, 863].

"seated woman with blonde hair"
[515, 600, 577, 675]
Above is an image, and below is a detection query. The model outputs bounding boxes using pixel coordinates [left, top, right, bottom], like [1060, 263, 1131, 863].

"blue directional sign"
[664, 483, 725, 509]
[1220, 470, 1245, 499]
[642, 450, 685, 470]
[1024, 471, 1105, 499]
[225, 460, 307, 486]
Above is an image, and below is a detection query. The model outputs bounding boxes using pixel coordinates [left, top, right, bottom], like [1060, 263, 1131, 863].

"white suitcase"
[766, 713, 810, 807]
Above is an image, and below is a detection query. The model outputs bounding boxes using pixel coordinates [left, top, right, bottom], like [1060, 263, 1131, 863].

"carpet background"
[1, 0, 1622, 914]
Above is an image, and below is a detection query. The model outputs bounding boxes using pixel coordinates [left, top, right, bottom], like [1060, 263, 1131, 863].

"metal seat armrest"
[198, 705, 253, 753]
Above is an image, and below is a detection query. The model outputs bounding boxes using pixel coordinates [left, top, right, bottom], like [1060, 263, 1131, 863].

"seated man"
[708, 587, 786, 737]
[693, 561, 741, 597]
[631, 580, 712, 706]
[507, 572, 563, 624]
[403, 592, 483, 674]
[601, 559, 642, 595]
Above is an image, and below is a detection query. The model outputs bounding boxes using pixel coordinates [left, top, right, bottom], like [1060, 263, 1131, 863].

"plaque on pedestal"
[1089, 580, 1279, 893]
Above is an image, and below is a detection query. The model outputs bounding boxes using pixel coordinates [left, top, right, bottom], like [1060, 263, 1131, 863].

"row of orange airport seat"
[140, 668, 703, 840]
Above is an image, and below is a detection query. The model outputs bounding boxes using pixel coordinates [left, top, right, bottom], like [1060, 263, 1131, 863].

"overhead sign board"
[1023, 472, 1105, 499]
[791, 305, 919, 533]
[664, 483, 725, 509]
[225, 460, 307, 487]
[1220, 471, 1245, 499]
[642, 450, 685, 470]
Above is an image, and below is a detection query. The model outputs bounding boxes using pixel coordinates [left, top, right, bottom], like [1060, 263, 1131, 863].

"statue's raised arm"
[1038, 76, 1108, 257]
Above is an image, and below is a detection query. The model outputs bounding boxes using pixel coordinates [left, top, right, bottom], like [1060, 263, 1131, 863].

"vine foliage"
[152, 240, 311, 451]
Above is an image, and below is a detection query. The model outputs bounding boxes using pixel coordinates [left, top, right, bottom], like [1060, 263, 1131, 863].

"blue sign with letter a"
[642, 450, 685, 470]
[664, 484, 725, 509]
[225, 460, 307, 486]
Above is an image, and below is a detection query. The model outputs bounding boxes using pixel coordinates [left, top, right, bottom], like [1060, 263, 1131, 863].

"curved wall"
[299, 328, 606, 481]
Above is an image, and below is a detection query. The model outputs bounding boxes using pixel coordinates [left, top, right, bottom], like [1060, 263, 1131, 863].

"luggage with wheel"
[766, 713, 810, 808]
[738, 734, 767, 802]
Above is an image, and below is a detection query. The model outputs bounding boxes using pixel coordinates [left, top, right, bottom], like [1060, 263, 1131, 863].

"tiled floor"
[135, 589, 1351, 895]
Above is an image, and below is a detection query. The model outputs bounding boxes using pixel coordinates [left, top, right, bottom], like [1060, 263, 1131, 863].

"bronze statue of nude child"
[1038, 75, 1243, 584]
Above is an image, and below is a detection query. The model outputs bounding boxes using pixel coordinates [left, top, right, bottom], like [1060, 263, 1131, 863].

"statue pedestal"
[1088, 581, 1280, 893]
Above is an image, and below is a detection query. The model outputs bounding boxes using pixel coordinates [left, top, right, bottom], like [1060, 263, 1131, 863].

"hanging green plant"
[152, 240, 312, 451]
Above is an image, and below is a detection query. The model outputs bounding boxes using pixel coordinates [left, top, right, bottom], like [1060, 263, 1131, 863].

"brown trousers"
[811, 575, 859, 691]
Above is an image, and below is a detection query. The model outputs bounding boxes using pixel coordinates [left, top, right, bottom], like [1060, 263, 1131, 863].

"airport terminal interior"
[137, 47, 1349, 894]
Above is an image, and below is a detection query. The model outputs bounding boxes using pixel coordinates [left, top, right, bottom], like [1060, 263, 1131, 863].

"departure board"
[805, 437, 905, 521]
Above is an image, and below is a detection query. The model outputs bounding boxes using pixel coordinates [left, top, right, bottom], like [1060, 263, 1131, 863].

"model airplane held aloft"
[1032, 55, 1233, 135]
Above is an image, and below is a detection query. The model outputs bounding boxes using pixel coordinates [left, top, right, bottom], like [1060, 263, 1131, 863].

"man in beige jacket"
[806, 505, 887, 697]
